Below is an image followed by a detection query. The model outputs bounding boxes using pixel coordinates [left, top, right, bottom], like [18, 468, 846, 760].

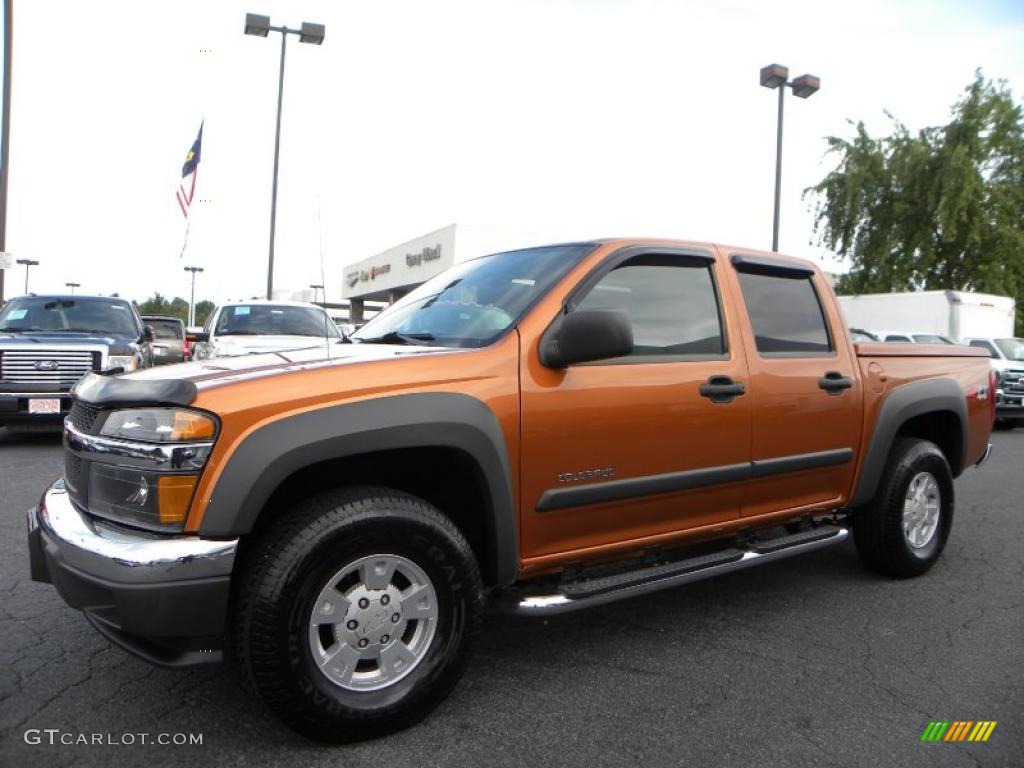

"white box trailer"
[837, 290, 1016, 342]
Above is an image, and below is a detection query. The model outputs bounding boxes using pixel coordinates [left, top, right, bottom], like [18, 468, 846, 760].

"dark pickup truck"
[0, 295, 153, 431]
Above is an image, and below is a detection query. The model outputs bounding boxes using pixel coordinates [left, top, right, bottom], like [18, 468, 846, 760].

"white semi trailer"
[837, 290, 1016, 341]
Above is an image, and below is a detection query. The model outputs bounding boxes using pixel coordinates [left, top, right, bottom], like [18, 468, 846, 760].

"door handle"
[818, 371, 853, 395]
[699, 375, 746, 404]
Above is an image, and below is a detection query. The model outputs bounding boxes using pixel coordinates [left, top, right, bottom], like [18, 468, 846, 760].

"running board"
[499, 525, 849, 616]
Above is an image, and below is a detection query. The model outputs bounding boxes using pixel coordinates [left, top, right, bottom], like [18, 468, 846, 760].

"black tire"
[853, 438, 954, 578]
[232, 486, 484, 743]
[993, 419, 1020, 431]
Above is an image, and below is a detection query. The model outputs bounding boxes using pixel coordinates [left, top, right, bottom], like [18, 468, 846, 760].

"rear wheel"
[232, 487, 484, 742]
[853, 438, 954, 578]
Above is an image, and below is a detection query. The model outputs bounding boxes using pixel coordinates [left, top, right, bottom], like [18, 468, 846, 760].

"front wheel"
[232, 487, 484, 742]
[853, 438, 954, 578]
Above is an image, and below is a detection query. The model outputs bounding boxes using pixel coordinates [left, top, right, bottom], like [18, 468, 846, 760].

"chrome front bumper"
[31, 479, 237, 583]
[28, 480, 238, 665]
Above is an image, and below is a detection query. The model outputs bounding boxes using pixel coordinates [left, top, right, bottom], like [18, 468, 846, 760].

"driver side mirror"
[541, 309, 633, 368]
[142, 325, 154, 342]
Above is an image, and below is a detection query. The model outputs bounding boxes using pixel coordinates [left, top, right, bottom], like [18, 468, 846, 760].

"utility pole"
[244, 13, 325, 300]
[184, 265, 204, 326]
[16, 257, 37, 293]
[0, 0, 14, 302]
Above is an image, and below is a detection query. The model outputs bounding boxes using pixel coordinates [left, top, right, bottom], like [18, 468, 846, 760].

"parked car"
[29, 239, 994, 741]
[963, 337, 1024, 428]
[849, 327, 879, 343]
[0, 295, 153, 432]
[882, 331, 956, 344]
[192, 300, 341, 359]
[142, 315, 189, 365]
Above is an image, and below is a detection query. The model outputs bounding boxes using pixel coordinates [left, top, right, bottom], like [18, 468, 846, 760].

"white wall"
[838, 290, 1016, 340]
[341, 223, 561, 300]
[342, 224, 457, 299]
[952, 293, 1016, 339]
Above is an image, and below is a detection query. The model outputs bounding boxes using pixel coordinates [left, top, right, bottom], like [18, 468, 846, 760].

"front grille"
[64, 452, 84, 494]
[0, 349, 98, 387]
[1002, 368, 1024, 393]
[67, 401, 102, 433]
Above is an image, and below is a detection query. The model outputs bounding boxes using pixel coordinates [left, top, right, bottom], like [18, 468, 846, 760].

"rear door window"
[735, 271, 832, 356]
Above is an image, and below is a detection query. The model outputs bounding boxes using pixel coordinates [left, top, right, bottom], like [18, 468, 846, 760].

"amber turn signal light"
[157, 475, 198, 525]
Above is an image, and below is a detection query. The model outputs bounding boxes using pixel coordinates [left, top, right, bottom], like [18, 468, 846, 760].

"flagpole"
[178, 217, 191, 260]
[178, 166, 196, 259]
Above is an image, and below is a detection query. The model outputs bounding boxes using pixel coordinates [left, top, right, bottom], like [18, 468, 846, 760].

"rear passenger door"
[726, 254, 863, 517]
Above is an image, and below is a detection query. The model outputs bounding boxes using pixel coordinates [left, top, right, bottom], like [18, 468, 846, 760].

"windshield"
[214, 304, 341, 338]
[913, 334, 953, 344]
[146, 319, 183, 339]
[0, 297, 140, 335]
[995, 338, 1024, 361]
[351, 244, 596, 348]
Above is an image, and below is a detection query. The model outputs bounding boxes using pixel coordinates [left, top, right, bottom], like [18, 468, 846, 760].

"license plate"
[28, 398, 61, 414]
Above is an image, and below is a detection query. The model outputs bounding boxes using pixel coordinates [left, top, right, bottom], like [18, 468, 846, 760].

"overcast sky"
[3, 0, 1022, 305]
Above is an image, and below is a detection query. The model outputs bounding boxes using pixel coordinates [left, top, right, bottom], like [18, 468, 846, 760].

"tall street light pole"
[184, 265, 204, 327]
[0, 0, 14, 303]
[16, 257, 36, 293]
[65, 281, 80, 294]
[760, 64, 820, 252]
[244, 13, 325, 301]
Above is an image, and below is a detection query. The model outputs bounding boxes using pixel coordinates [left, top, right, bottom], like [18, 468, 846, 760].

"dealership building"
[341, 224, 550, 322]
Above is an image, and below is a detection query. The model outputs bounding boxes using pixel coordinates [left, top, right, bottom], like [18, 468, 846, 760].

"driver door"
[518, 247, 752, 562]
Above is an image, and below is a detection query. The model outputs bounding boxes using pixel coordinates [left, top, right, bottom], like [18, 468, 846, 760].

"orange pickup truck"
[28, 239, 994, 742]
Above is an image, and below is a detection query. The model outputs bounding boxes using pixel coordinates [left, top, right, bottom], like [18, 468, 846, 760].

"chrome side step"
[499, 525, 849, 616]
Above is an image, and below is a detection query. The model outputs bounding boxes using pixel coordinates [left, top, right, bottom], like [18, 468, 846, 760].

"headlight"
[86, 407, 218, 531]
[106, 355, 138, 372]
[88, 465, 197, 531]
[101, 408, 217, 443]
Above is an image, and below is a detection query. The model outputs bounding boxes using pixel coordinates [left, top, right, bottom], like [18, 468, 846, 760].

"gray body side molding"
[850, 377, 968, 508]
[199, 392, 518, 586]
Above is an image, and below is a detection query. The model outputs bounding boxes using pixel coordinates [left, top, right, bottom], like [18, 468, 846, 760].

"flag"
[176, 122, 203, 218]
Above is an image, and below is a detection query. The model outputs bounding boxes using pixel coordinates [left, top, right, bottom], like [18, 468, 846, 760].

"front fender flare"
[198, 392, 518, 586]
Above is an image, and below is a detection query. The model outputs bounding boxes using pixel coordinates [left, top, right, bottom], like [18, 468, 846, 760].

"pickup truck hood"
[124, 341, 459, 390]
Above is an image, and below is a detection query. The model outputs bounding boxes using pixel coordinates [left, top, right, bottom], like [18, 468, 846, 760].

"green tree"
[136, 294, 209, 324]
[168, 297, 189, 322]
[807, 72, 1024, 334]
[194, 300, 215, 327]
[137, 293, 170, 317]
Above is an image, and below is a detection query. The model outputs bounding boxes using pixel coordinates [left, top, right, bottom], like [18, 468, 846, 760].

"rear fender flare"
[851, 378, 967, 508]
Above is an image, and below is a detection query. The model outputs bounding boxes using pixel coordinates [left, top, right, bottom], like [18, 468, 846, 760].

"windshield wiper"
[357, 331, 435, 346]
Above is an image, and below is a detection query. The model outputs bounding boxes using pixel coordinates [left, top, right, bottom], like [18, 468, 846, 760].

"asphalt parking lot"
[1, 429, 1021, 768]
